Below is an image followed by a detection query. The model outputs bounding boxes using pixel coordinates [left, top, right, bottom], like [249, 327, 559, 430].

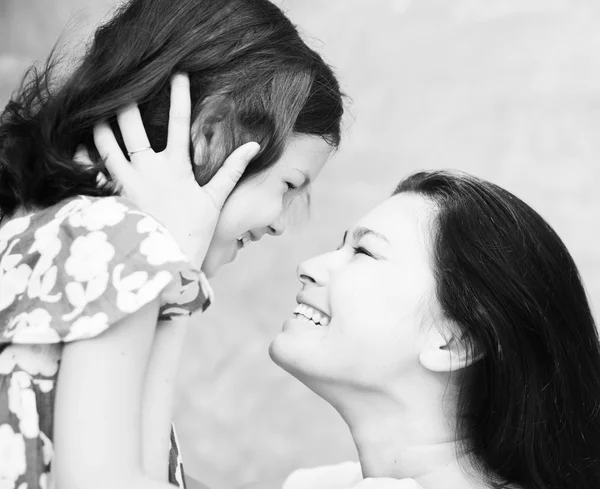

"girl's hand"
[351, 478, 424, 489]
[90, 73, 259, 268]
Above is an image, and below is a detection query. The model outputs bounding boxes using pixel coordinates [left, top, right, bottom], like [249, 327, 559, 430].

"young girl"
[273, 171, 600, 489]
[0, 0, 343, 487]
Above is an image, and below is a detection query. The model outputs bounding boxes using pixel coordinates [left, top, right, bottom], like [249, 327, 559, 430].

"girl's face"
[201, 136, 332, 277]
[269, 193, 442, 392]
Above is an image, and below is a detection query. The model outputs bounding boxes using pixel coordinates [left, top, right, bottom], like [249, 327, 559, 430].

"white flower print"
[0, 424, 26, 488]
[39, 431, 54, 466]
[27, 220, 64, 303]
[64, 231, 115, 283]
[62, 271, 109, 322]
[63, 313, 109, 342]
[30, 221, 62, 260]
[139, 229, 188, 266]
[38, 472, 50, 489]
[136, 214, 163, 234]
[0, 351, 16, 376]
[172, 426, 185, 488]
[68, 197, 128, 231]
[0, 345, 60, 377]
[8, 371, 39, 439]
[27, 265, 61, 304]
[5, 309, 60, 344]
[0, 238, 24, 272]
[0, 215, 31, 256]
[174, 459, 184, 488]
[0, 237, 33, 312]
[113, 264, 174, 313]
[0, 263, 33, 312]
[54, 196, 90, 220]
[32, 380, 54, 394]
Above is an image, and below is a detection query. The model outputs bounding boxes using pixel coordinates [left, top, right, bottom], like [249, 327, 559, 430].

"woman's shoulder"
[282, 461, 362, 489]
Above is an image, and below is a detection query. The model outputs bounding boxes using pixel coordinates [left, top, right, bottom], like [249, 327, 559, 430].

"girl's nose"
[267, 215, 286, 236]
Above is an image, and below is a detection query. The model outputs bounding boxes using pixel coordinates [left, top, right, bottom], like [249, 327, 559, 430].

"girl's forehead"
[277, 136, 332, 168]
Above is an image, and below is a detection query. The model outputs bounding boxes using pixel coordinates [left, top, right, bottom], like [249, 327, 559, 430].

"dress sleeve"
[0, 195, 213, 345]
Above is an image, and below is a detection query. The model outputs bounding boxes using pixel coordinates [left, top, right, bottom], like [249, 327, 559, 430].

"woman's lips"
[293, 302, 331, 326]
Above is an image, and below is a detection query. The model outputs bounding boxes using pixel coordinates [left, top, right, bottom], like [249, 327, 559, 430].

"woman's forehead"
[355, 194, 435, 245]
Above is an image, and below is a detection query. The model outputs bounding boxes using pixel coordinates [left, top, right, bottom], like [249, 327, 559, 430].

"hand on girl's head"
[85, 73, 259, 267]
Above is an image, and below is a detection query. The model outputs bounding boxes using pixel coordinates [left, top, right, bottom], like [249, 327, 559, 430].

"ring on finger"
[127, 145, 152, 156]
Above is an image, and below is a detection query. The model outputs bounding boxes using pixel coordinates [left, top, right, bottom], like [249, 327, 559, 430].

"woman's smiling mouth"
[293, 303, 331, 326]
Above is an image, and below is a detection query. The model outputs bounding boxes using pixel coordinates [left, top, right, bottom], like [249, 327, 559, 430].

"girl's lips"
[237, 232, 260, 251]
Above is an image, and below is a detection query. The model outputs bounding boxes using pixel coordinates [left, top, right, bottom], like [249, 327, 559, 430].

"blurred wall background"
[2, 0, 600, 487]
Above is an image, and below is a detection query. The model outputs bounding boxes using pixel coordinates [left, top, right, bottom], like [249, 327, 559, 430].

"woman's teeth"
[294, 303, 330, 327]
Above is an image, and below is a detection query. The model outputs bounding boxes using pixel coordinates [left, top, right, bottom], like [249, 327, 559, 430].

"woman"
[0, 0, 343, 487]
[271, 171, 600, 489]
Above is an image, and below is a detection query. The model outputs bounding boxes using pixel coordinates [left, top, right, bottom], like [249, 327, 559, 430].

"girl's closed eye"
[286, 182, 298, 191]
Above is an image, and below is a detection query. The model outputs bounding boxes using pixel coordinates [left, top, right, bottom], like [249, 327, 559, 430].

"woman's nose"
[297, 254, 329, 287]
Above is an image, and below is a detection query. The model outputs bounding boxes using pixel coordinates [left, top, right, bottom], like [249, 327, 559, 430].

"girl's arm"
[52, 299, 176, 489]
[141, 316, 191, 480]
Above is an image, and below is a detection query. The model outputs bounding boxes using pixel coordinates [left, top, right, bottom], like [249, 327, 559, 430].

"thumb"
[202, 142, 260, 208]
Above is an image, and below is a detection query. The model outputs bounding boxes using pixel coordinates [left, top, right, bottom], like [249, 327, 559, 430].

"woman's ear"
[418, 326, 483, 373]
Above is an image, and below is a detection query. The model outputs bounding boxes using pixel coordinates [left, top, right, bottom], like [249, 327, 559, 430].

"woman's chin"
[269, 337, 345, 402]
[268, 334, 300, 375]
[269, 330, 321, 380]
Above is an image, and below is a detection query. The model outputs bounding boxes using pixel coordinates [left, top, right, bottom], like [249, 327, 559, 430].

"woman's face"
[201, 135, 332, 277]
[269, 193, 442, 391]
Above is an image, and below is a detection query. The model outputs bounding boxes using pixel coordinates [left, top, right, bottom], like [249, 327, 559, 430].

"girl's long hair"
[0, 0, 343, 215]
[395, 171, 600, 489]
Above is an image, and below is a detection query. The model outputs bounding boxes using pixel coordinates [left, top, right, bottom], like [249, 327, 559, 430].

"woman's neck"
[328, 381, 487, 488]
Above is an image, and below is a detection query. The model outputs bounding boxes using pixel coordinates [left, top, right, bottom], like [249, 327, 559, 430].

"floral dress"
[0, 195, 213, 489]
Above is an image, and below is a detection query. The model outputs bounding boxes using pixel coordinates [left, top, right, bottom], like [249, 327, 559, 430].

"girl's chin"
[201, 241, 238, 277]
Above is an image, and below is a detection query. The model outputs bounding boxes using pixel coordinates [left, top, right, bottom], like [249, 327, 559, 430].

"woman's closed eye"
[335, 232, 374, 257]
[352, 246, 373, 258]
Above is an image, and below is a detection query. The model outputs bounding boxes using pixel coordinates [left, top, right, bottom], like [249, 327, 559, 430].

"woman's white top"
[282, 461, 362, 489]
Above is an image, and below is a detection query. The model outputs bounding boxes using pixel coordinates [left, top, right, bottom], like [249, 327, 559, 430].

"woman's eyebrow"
[352, 226, 389, 244]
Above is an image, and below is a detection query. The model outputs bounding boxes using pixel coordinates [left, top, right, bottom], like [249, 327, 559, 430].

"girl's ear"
[191, 94, 236, 184]
[418, 327, 483, 373]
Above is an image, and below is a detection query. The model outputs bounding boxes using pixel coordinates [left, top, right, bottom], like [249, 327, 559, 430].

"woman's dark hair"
[395, 171, 600, 489]
[0, 0, 344, 215]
